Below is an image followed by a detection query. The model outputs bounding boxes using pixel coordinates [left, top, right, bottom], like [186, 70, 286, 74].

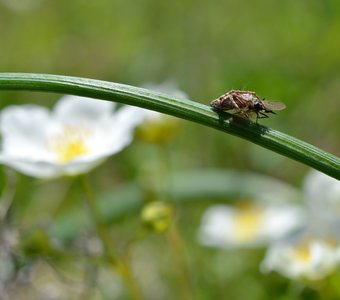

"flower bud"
[141, 201, 174, 233]
[137, 112, 180, 144]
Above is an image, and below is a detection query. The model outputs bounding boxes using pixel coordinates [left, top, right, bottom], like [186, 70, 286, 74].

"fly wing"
[262, 100, 286, 111]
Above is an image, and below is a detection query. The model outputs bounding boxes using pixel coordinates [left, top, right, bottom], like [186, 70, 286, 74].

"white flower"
[197, 203, 304, 249]
[261, 237, 339, 280]
[197, 170, 340, 280]
[139, 80, 189, 123]
[304, 170, 340, 208]
[261, 170, 340, 280]
[303, 170, 340, 239]
[142, 80, 188, 100]
[133, 81, 188, 143]
[0, 95, 145, 178]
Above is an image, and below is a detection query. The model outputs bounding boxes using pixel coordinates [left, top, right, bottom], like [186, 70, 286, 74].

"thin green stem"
[81, 176, 115, 259]
[165, 224, 195, 300]
[81, 175, 143, 300]
[0, 72, 339, 179]
[0, 168, 18, 221]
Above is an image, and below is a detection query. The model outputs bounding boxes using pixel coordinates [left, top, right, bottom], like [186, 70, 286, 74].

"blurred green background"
[0, 0, 340, 299]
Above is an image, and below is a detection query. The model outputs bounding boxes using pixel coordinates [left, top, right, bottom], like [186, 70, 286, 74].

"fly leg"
[255, 112, 269, 123]
[259, 112, 269, 118]
[234, 109, 251, 120]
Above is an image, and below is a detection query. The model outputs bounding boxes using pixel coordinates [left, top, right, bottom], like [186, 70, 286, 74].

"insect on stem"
[210, 90, 286, 123]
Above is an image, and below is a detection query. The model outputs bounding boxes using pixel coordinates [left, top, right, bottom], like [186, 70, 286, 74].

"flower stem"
[0, 168, 18, 221]
[80, 175, 143, 300]
[165, 223, 195, 300]
[0, 73, 338, 179]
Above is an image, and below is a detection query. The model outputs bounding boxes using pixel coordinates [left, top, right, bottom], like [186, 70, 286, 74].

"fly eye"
[254, 102, 263, 110]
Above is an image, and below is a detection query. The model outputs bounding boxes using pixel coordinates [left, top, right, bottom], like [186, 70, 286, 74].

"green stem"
[0, 168, 18, 221]
[81, 175, 143, 300]
[165, 224, 195, 300]
[0, 73, 339, 179]
[81, 176, 115, 259]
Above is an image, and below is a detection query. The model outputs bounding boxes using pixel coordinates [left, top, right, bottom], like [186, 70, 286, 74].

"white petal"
[111, 105, 147, 129]
[197, 205, 238, 248]
[0, 105, 53, 159]
[95, 105, 146, 156]
[136, 107, 163, 122]
[0, 154, 61, 178]
[56, 157, 106, 177]
[304, 170, 340, 236]
[261, 205, 306, 240]
[0, 154, 105, 179]
[53, 95, 115, 125]
[142, 81, 189, 99]
[304, 170, 340, 206]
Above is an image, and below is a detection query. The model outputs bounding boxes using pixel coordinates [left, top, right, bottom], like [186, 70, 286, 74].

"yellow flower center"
[233, 205, 263, 242]
[293, 245, 312, 263]
[51, 125, 90, 163]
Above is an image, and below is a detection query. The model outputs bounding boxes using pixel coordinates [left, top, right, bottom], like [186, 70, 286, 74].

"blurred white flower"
[0, 95, 144, 178]
[142, 80, 189, 100]
[197, 203, 304, 249]
[261, 237, 339, 280]
[139, 80, 188, 122]
[261, 170, 340, 280]
[197, 170, 340, 281]
[304, 170, 340, 208]
[135, 81, 188, 143]
[304, 170, 340, 239]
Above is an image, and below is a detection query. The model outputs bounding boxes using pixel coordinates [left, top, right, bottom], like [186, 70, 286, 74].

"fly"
[210, 90, 286, 123]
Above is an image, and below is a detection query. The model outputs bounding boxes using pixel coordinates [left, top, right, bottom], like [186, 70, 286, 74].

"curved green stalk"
[0, 72, 339, 179]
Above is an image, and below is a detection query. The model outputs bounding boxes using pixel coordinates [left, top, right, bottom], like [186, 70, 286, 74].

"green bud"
[137, 115, 180, 144]
[141, 201, 174, 233]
